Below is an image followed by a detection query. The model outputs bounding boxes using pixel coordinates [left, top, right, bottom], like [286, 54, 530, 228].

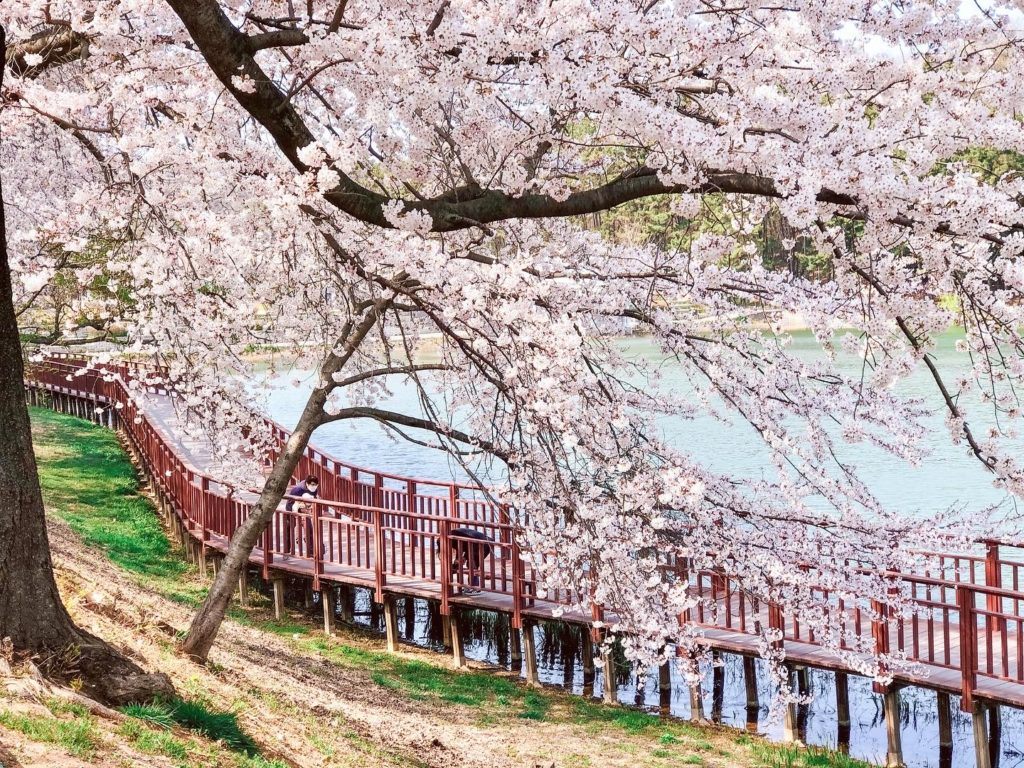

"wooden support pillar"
[304, 584, 314, 610]
[836, 672, 851, 727]
[384, 596, 400, 654]
[211, 555, 221, 578]
[711, 654, 725, 723]
[782, 666, 799, 744]
[836, 671, 851, 753]
[339, 584, 354, 623]
[796, 666, 810, 695]
[509, 625, 523, 667]
[198, 547, 209, 579]
[449, 609, 466, 669]
[441, 613, 452, 648]
[937, 691, 953, 748]
[581, 631, 595, 680]
[972, 702, 992, 768]
[883, 687, 904, 768]
[601, 646, 616, 705]
[322, 587, 336, 636]
[743, 656, 758, 708]
[658, 659, 671, 693]
[658, 659, 671, 713]
[795, 665, 810, 743]
[522, 620, 540, 686]
[743, 655, 759, 731]
[403, 597, 416, 640]
[988, 704, 1001, 768]
[238, 568, 249, 608]
[937, 691, 953, 767]
[272, 578, 286, 620]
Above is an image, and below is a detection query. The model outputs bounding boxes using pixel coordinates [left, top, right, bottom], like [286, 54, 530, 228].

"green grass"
[751, 743, 869, 768]
[118, 718, 190, 760]
[307, 638, 535, 711]
[0, 708, 99, 759]
[123, 698, 258, 755]
[30, 407, 206, 606]
[120, 698, 288, 768]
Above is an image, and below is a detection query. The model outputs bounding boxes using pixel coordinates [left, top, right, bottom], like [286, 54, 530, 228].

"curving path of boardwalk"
[23, 355, 1024, 768]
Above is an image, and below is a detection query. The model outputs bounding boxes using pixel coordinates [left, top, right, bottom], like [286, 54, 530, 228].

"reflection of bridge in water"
[25, 356, 1024, 768]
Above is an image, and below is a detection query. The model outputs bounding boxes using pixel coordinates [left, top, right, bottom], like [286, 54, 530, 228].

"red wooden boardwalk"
[24, 356, 1024, 713]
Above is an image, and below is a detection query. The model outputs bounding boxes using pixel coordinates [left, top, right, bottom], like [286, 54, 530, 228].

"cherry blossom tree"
[3, 0, 1024, 686]
[0, 23, 173, 703]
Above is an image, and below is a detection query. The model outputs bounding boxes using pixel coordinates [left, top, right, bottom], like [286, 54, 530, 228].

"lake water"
[258, 330, 1021, 519]
[255, 330, 1024, 766]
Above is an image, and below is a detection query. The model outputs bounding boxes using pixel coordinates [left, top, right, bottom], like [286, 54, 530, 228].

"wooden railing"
[23, 354, 1024, 710]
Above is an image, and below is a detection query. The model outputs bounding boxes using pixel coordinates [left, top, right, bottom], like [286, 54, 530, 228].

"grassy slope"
[11, 406, 871, 768]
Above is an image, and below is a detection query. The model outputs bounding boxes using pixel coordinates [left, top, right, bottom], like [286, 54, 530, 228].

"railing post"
[871, 597, 890, 694]
[373, 506, 385, 603]
[407, 480, 417, 547]
[768, 602, 785, 652]
[511, 530, 523, 629]
[312, 502, 323, 591]
[448, 484, 458, 520]
[957, 584, 977, 712]
[439, 516, 452, 616]
[200, 477, 210, 541]
[985, 542, 1004, 634]
[320, 454, 330, 497]
[262, 511, 273, 579]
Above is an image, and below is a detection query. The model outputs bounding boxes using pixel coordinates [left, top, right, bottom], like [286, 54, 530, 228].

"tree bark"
[181, 303, 389, 659]
[0, 25, 173, 705]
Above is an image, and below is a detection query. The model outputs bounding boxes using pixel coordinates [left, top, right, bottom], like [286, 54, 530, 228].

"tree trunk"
[180, 400, 328, 659]
[0, 26, 173, 705]
[181, 304, 388, 660]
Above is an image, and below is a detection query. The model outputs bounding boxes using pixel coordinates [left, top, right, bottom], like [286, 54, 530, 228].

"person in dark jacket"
[284, 475, 319, 555]
[286, 475, 320, 510]
[447, 527, 493, 594]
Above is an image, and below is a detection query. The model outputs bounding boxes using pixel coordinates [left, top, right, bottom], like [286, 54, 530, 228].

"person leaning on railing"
[284, 475, 319, 556]
[440, 527, 494, 595]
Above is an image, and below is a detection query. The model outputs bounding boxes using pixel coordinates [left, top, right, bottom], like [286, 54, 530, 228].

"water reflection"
[327, 586, 1022, 768]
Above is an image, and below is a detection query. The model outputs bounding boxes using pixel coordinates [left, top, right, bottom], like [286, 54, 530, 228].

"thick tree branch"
[246, 29, 309, 52]
[4, 27, 88, 78]
[332, 363, 451, 388]
[323, 405, 507, 459]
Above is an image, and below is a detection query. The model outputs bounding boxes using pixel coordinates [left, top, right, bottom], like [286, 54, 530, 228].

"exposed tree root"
[2, 635, 175, 709]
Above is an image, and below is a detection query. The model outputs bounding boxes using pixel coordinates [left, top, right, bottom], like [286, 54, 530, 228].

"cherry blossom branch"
[322, 405, 508, 459]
